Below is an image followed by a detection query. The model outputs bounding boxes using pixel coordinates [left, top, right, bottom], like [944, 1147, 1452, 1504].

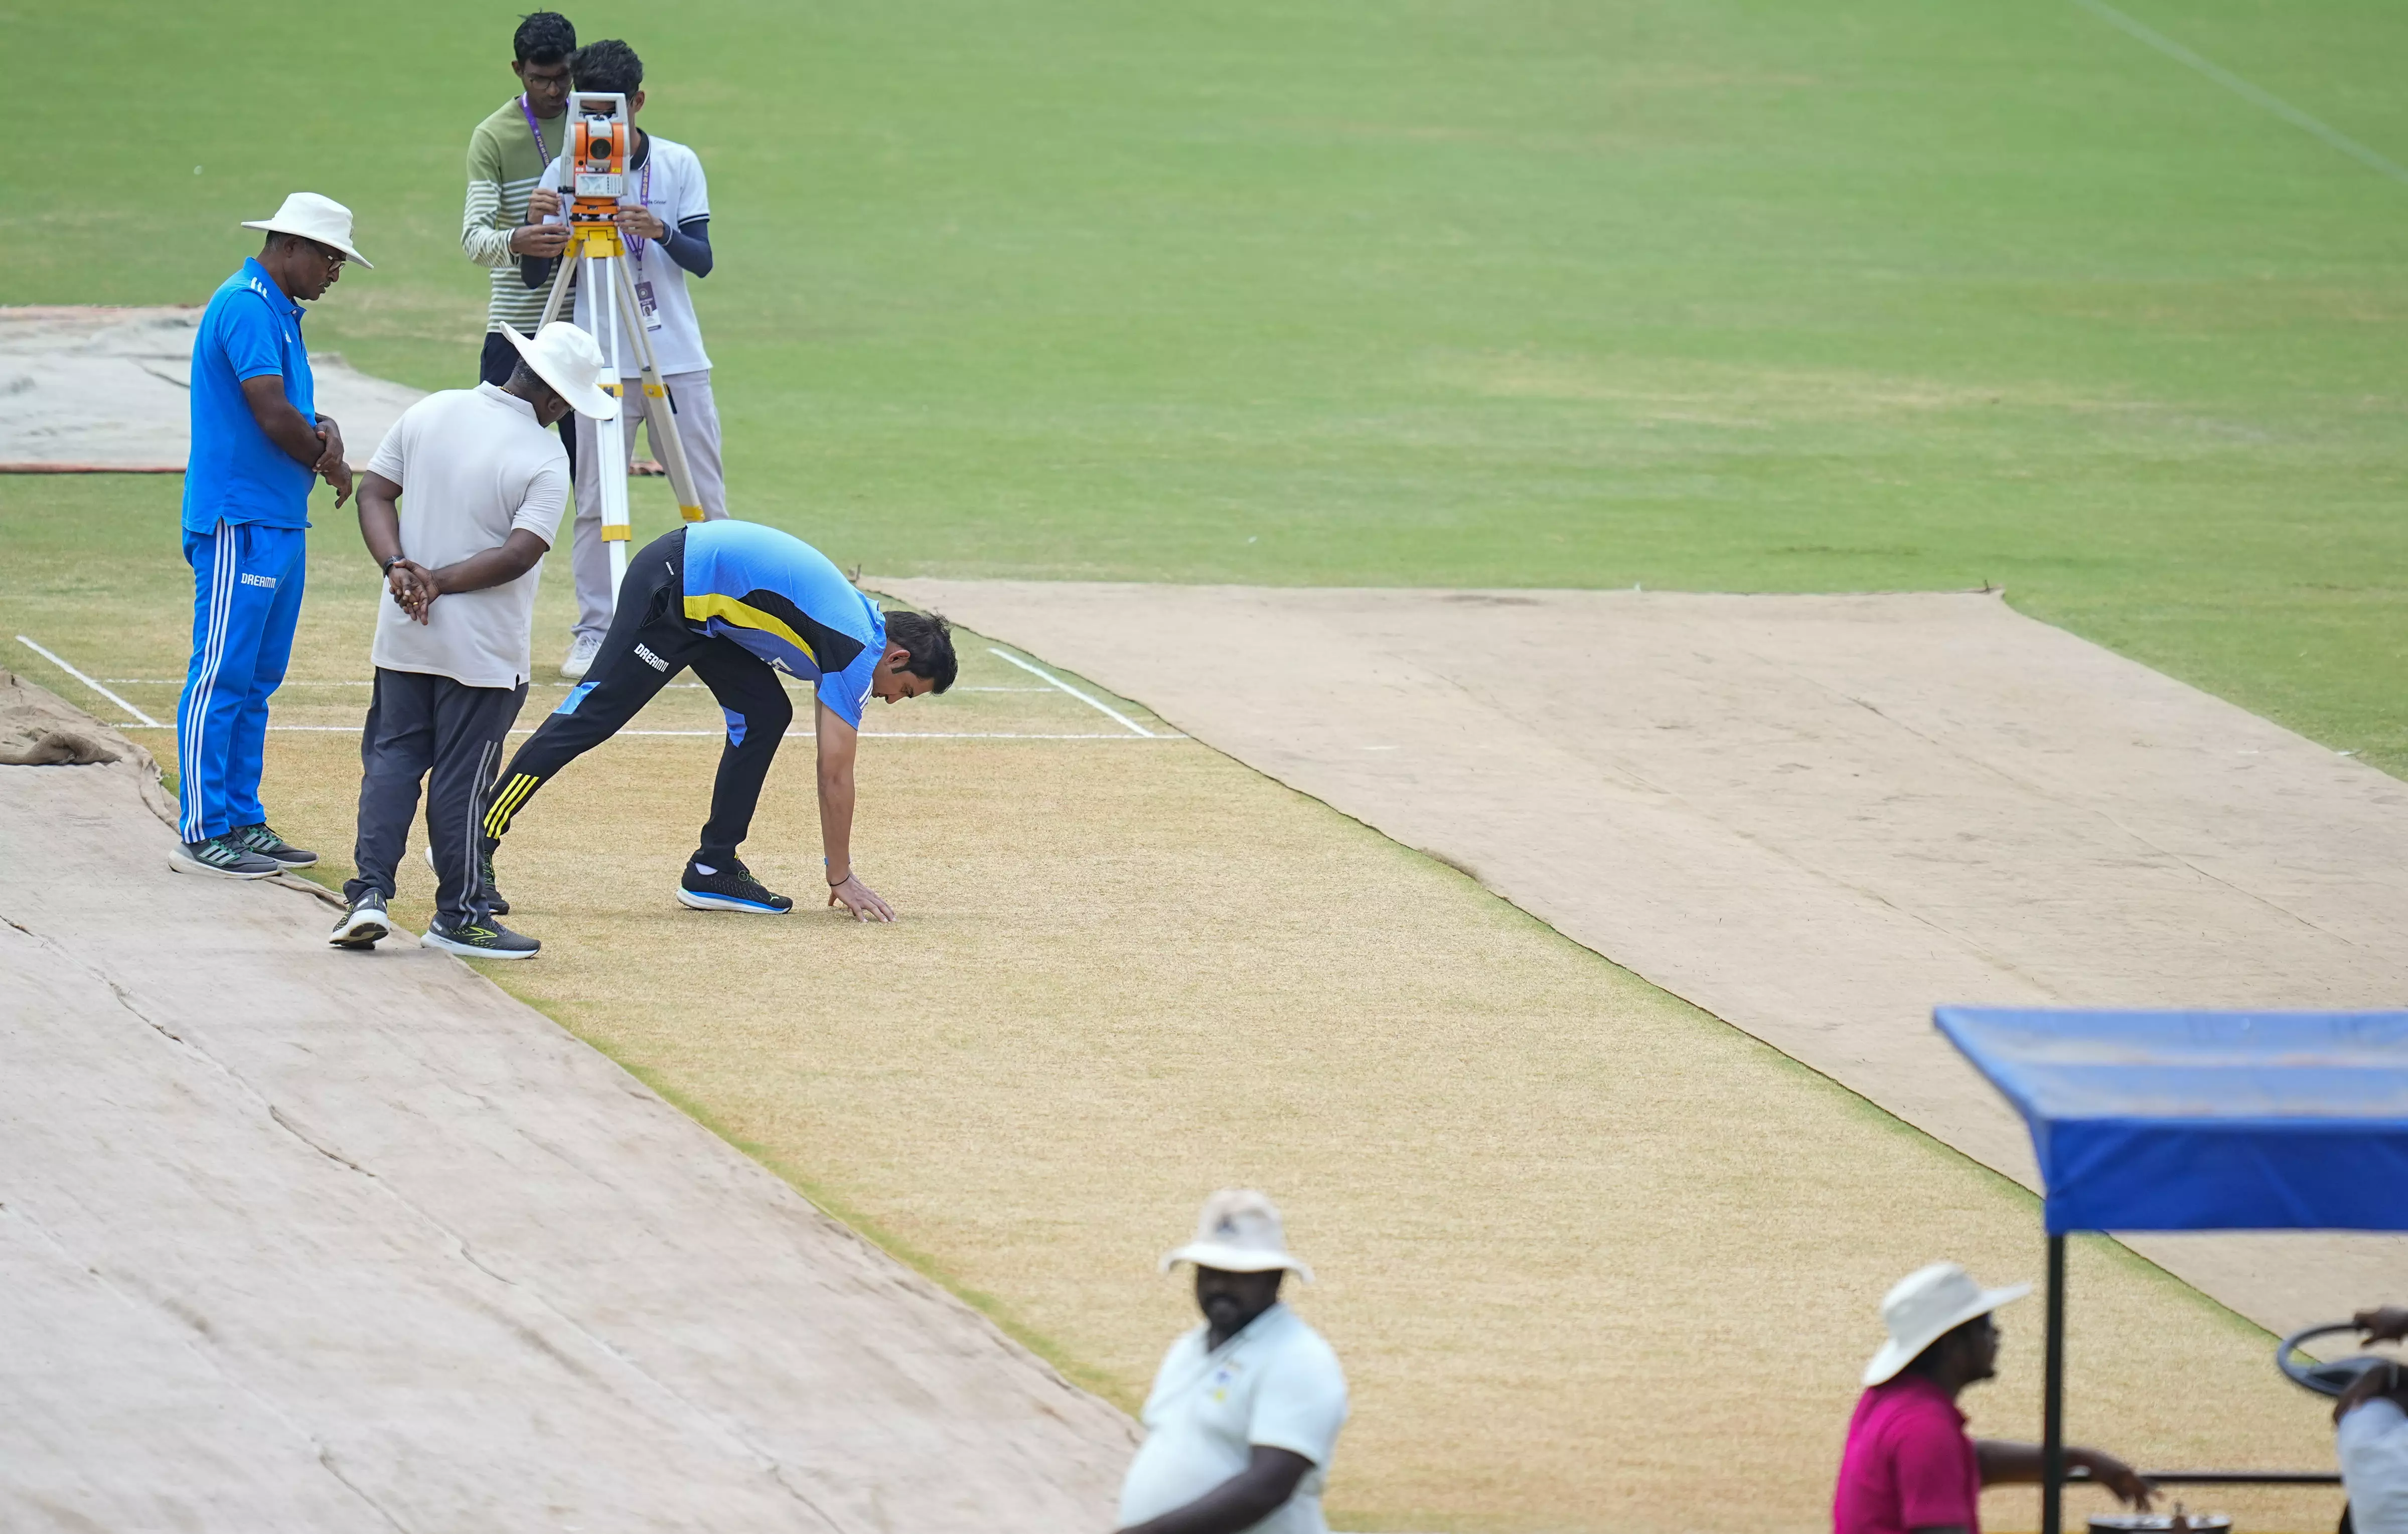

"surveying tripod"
[539, 90, 706, 604]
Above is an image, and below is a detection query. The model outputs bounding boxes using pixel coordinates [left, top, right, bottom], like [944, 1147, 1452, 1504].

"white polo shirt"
[1118, 1304, 1349, 1534]
[364, 385, 569, 688]
[2342, 1398, 2408, 1534]
[540, 131, 712, 377]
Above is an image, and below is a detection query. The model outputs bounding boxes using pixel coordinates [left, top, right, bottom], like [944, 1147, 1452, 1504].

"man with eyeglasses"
[463, 13, 577, 402]
[169, 194, 368, 879]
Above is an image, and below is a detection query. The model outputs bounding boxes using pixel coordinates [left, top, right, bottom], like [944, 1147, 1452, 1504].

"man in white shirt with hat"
[1834, 1261, 2152, 1534]
[1117, 1189, 1349, 1534]
[327, 320, 620, 959]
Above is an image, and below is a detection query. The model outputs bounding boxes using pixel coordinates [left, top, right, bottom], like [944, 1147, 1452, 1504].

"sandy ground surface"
[0, 306, 422, 470]
[0, 676, 1133, 1532]
[27, 602, 2354, 1534]
[880, 580, 2408, 1348]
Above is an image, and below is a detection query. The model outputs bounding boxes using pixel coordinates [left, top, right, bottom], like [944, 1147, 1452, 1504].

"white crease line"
[116, 724, 1184, 741]
[2071, 0, 2408, 186]
[986, 647, 1155, 737]
[17, 637, 162, 727]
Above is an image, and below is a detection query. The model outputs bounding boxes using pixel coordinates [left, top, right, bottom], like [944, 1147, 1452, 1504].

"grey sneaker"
[169, 835, 281, 880]
[226, 822, 317, 868]
[421, 918, 540, 961]
[329, 892, 391, 950]
[560, 632, 601, 680]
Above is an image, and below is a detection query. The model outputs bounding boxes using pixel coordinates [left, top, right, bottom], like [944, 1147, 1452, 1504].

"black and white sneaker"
[225, 822, 317, 868]
[420, 918, 540, 960]
[424, 843, 511, 915]
[329, 892, 391, 950]
[676, 858, 793, 914]
[169, 835, 282, 879]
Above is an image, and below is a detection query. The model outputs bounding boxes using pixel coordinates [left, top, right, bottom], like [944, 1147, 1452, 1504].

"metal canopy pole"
[2042, 1233, 2067, 1534]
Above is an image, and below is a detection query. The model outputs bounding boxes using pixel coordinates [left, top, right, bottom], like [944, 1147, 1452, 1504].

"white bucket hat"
[1161, 1188, 1314, 1282]
[498, 322, 621, 420]
[1863, 1261, 2030, 1386]
[241, 192, 374, 268]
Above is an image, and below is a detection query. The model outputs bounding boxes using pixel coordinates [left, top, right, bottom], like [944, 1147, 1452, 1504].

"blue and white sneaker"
[676, 858, 793, 914]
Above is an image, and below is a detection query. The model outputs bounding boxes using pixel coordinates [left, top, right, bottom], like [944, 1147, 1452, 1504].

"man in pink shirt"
[1835, 1262, 2154, 1534]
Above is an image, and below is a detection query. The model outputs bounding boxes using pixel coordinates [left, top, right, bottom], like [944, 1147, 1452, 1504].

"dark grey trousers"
[345, 667, 529, 927]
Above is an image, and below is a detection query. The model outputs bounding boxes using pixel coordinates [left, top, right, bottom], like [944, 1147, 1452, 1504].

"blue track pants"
[176, 519, 307, 842]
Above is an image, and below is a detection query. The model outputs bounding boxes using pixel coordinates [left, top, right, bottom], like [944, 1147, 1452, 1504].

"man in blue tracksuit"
[171, 194, 372, 879]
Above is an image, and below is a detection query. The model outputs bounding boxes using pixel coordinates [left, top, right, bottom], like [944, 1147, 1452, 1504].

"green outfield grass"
[10, 0, 2406, 780]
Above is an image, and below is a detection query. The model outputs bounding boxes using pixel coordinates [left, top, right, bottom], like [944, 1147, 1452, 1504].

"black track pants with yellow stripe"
[484, 528, 794, 863]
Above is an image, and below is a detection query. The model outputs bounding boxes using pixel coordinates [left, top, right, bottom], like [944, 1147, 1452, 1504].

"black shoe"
[329, 892, 391, 950]
[420, 917, 540, 960]
[425, 843, 510, 915]
[169, 835, 281, 879]
[676, 857, 793, 914]
[226, 822, 317, 868]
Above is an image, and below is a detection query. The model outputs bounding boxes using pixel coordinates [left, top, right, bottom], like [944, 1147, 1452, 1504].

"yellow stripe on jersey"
[682, 593, 819, 665]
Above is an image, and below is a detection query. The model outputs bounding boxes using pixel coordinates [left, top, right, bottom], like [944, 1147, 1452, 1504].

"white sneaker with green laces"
[329, 892, 392, 950]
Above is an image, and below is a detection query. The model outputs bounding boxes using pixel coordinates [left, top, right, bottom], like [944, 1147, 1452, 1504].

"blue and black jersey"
[679, 520, 886, 726]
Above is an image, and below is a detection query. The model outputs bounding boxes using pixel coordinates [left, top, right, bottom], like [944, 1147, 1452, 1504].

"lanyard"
[626, 157, 654, 259]
[517, 93, 554, 161]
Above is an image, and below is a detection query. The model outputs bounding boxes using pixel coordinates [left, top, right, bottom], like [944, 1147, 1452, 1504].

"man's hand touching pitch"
[827, 870, 895, 923]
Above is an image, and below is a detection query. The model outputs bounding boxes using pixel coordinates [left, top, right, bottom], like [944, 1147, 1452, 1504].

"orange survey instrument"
[537, 88, 711, 609]
[568, 92, 630, 227]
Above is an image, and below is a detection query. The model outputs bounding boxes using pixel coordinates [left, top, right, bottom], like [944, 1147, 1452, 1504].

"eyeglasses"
[308, 242, 347, 272]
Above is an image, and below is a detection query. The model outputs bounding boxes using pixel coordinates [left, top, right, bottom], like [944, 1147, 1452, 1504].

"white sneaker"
[560, 632, 602, 680]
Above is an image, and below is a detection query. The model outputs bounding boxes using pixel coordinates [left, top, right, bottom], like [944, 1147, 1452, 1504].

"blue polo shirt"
[679, 520, 887, 727]
[182, 258, 317, 533]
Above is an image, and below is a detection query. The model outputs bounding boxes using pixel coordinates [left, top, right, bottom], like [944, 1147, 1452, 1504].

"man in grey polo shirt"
[329, 321, 620, 959]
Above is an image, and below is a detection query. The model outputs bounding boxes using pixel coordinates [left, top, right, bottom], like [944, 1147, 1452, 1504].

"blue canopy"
[1934, 1007, 2408, 1235]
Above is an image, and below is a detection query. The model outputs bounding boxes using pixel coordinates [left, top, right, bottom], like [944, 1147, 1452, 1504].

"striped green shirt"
[462, 95, 567, 333]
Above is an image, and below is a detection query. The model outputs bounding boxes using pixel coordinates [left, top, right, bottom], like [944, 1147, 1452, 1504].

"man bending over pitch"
[481, 520, 955, 923]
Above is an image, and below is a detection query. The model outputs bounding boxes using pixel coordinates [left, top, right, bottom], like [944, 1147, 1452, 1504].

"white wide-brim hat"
[1161, 1188, 1314, 1283]
[241, 192, 374, 268]
[1863, 1261, 2030, 1386]
[499, 322, 621, 420]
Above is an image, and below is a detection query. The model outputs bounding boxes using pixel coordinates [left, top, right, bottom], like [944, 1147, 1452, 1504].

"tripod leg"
[538, 243, 576, 328]
[582, 247, 634, 603]
[613, 256, 708, 524]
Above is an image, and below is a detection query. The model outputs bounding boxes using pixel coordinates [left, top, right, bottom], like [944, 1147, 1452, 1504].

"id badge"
[634, 277, 665, 333]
